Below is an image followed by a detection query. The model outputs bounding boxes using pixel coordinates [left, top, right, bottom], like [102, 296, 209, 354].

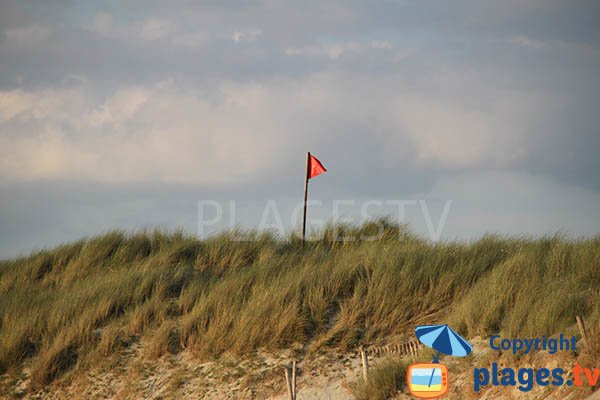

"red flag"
[308, 153, 327, 179]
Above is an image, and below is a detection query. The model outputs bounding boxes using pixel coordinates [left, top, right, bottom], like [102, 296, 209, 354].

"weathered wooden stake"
[284, 367, 293, 400]
[576, 315, 589, 348]
[360, 345, 369, 381]
[292, 360, 297, 400]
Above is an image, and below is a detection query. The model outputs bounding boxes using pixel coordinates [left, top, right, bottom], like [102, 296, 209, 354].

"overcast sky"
[1, 0, 599, 258]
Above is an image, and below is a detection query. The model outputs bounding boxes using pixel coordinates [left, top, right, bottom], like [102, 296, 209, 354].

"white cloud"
[285, 40, 398, 60]
[1, 128, 98, 181]
[389, 85, 559, 171]
[88, 87, 151, 127]
[232, 29, 262, 43]
[89, 12, 116, 38]
[509, 35, 546, 49]
[172, 32, 209, 47]
[88, 12, 174, 42]
[0, 90, 34, 121]
[394, 99, 498, 169]
[0, 82, 287, 183]
[139, 18, 173, 41]
[0, 88, 85, 123]
[0, 71, 558, 183]
[4, 25, 50, 46]
[371, 40, 392, 50]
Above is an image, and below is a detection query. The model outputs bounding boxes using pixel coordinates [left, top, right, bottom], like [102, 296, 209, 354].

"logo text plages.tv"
[474, 334, 599, 393]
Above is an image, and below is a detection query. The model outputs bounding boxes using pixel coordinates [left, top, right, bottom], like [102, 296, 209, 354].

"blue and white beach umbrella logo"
[415, 324, 473, 362]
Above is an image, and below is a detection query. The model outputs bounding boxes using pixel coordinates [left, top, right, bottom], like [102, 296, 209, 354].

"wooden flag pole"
[301, 152, 310, 251]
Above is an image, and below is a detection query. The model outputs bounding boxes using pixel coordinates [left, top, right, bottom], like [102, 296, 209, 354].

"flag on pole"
[302, 152, 326, 251]
[308, 154, 327, 179]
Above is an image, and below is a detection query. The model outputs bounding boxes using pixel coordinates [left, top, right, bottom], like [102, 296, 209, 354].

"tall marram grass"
[0, 220, 598, 389]
[351, 357, 408, 400]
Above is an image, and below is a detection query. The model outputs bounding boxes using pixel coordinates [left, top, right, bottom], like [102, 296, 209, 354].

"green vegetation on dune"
[0, 220, 598, 389]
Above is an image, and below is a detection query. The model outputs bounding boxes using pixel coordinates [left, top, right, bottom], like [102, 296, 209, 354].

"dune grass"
[351, 357, 408, 400]
[0, 220, 598, 389]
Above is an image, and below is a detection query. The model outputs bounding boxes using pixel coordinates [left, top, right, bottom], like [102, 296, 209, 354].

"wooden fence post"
[360, 345, 369, 381]
[284, 366, 293, 400]
[576, 315, 589, 348]
[292, 360, 297, 400]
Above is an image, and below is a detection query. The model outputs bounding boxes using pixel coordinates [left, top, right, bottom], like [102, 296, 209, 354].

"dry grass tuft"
[351, 357, 408, 400]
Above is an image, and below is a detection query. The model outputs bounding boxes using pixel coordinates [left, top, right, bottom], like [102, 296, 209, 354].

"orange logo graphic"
[407, 362, 449, 399]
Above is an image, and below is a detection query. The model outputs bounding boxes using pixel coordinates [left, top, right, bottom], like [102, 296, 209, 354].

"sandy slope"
[1, 337, 597, 399]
